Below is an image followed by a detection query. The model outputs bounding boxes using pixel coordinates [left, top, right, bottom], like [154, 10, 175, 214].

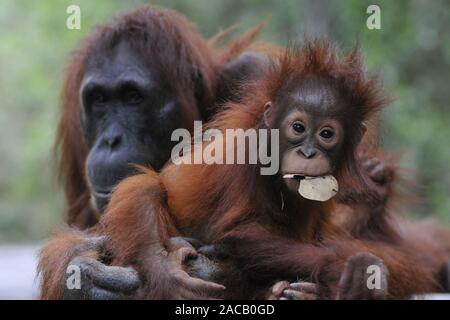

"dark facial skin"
[80, 41, 198, 212]
[265, 76, 346, 194]
[61, 39, 271, 300]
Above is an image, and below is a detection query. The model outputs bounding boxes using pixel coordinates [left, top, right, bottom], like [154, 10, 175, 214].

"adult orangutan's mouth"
[92, 189, 112, 199]
[92, 189, 112, 213]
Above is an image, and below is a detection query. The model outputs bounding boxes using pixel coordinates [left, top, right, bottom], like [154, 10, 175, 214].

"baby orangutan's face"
[264, 76, 348, 200]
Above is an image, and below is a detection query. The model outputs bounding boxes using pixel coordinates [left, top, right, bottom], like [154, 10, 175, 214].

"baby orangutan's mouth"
[282, 174, 339, 202]
[283, 173, 307, 179]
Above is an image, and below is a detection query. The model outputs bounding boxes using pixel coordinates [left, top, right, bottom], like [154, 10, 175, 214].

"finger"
[290, 282, 318, 294]
[371, 165, 387, 182]
[89, 286, 128, 300]
[271, 281, 290, 297]
[283, 289, 317, 300]
[363, 159, 377, 171]
[92, 265, 141, 293]
[178, 272, 226, 293]
[170, 237, 195, 250]
[337, 261, 356, 299]
[77, 257, 141, 293]
[170, 247, 198, 265]
[338, 253, 386, 300]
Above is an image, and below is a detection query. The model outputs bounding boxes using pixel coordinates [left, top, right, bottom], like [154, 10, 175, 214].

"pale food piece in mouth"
[283, 174, 339, 202]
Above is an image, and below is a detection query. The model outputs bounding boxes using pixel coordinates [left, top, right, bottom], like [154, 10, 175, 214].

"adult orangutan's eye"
[92, 92, 106, 105]
[125, 89, 143, 104]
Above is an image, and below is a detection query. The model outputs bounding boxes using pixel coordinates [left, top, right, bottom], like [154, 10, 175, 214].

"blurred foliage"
[0, 0, 449, 242]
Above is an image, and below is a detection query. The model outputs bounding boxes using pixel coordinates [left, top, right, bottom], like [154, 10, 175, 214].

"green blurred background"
[0, 0, 449, 243]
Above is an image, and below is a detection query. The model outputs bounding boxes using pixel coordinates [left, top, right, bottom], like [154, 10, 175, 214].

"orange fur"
[38, 228, 100, 299]
[100, 41, 445, 299]
[55, 5, 264, 229]
[40, 5, 265, 299]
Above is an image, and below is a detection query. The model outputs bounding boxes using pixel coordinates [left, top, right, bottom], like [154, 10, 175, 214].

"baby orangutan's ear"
[361, 122, 367, 136]
[263, 101, 275, 127]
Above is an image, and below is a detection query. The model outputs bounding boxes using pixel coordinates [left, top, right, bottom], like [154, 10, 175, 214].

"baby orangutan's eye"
[319, 128, 334, 139]
[292, 122, 306, 133]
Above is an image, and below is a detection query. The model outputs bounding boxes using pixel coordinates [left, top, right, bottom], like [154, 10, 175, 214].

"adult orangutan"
[38, 5, 268, 299]
[97, 41, 449, 299]
[58, 6, 266, 229]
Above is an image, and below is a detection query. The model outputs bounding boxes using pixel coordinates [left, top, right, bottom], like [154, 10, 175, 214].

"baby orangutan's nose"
[299, 146, 318, 159]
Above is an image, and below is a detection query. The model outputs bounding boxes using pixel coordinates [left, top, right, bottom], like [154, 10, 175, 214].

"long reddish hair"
[55, 6, 262, 228]
[168, 40, 390, 239]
